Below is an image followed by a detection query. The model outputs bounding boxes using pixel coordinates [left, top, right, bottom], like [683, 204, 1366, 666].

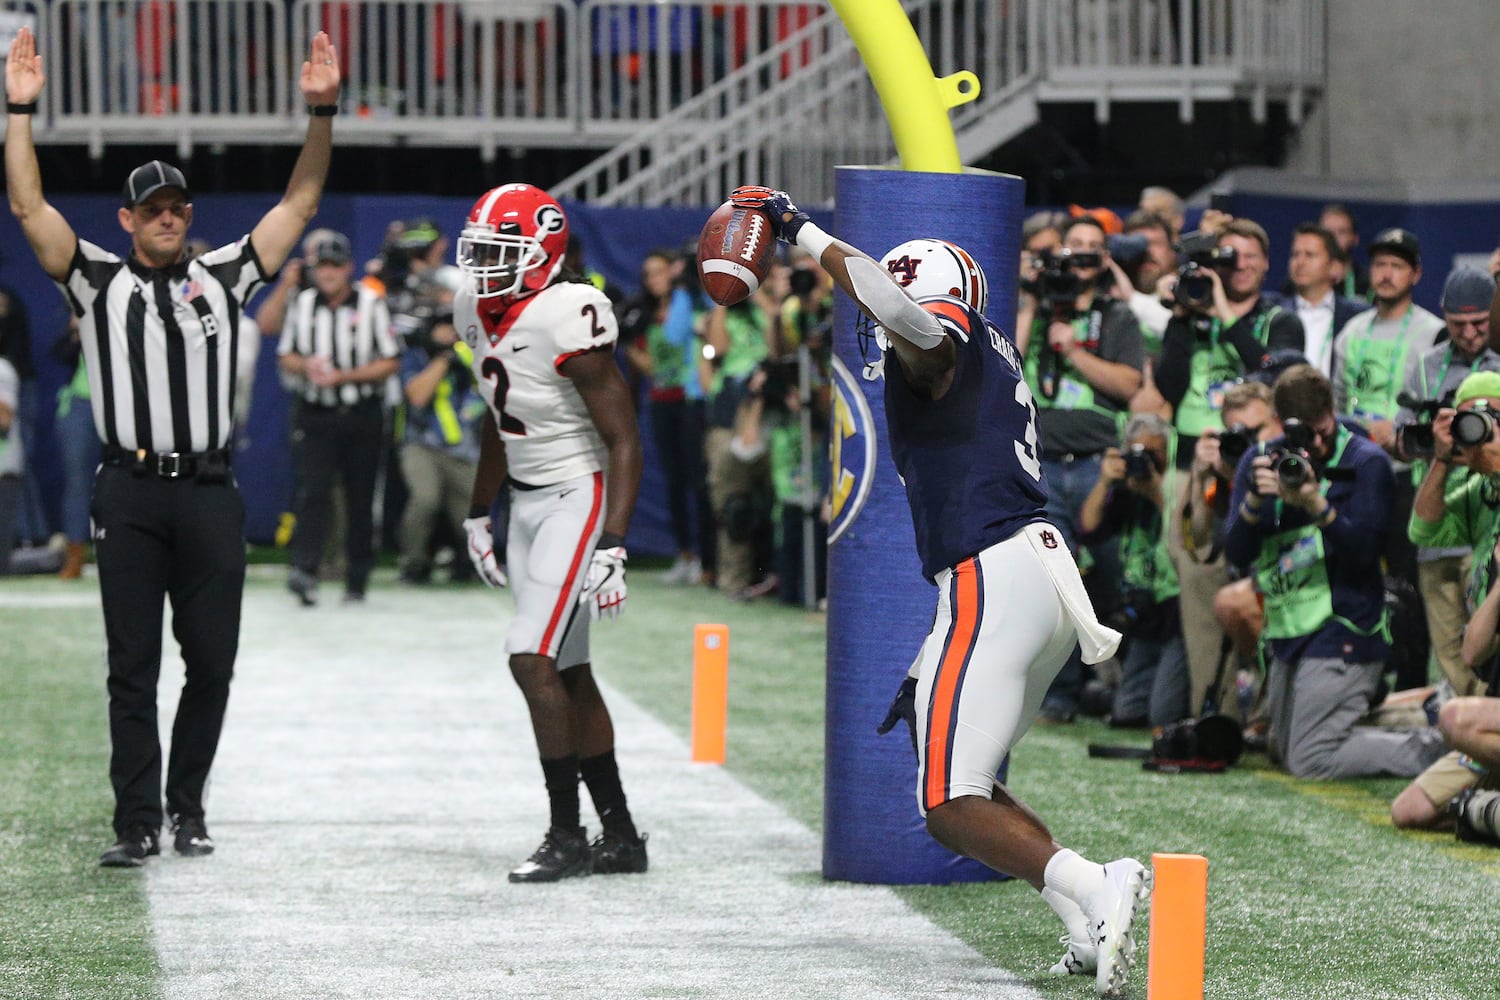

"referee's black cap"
[122, 160, 191, 208]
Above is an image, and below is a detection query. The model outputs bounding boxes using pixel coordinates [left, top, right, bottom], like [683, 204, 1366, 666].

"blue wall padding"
[822, 166, 1023, 884]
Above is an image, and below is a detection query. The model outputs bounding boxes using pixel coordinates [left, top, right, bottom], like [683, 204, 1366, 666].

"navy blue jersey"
[885, 296, 1050, 581]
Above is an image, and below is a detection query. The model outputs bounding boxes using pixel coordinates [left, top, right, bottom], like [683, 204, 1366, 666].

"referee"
[5, 27, 342, 867]
[263, 231, 398, 605]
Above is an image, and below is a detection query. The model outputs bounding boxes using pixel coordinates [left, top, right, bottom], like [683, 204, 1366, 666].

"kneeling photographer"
[1225, 365, 1445, 779]
[1078, 414, 1190, 727]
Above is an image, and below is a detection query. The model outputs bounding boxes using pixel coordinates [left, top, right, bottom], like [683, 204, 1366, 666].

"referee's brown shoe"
[100, 825, 160, 868]
[171, 814, 216, 857]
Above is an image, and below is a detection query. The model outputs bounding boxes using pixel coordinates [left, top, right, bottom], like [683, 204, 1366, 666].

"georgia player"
[454, 183, 648, 882]
[728, 187, 1152, 996]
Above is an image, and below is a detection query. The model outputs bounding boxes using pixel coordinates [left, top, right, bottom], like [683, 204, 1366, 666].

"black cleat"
[591, 830, 648, 874]
[171, 814, 216, 857]
[509, 826, 592, 883]
[100, 825, 160, 868]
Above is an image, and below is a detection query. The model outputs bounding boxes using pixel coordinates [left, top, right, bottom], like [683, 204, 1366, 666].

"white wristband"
[796, 222, 835, 261]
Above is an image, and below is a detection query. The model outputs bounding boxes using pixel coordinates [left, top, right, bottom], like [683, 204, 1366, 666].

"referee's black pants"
[291, 399, 384, 595]
[93, 466, 246, 836]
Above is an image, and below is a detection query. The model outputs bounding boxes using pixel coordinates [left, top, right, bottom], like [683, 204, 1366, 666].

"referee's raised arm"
[5, 26, 75, 281]
[250, 31, 342, 277]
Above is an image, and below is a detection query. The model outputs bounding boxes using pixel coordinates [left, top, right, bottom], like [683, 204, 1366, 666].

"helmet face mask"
[457, 183, 568, 302]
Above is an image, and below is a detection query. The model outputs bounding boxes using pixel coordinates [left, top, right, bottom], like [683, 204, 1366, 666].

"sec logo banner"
[828, 356, 876, 544]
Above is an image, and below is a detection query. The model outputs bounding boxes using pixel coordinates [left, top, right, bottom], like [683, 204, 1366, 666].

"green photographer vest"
[1174, 308, 1279, 438]
[1340, 306, 1414, 424]
[1024, 309, 1120, 423]
[1251, 428, 1389, 642]
[1121, 435, 1181, 604]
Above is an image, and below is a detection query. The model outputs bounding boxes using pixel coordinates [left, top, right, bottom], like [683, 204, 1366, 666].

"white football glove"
[580, 546, 628, 620]
[462, 516, 508, 588]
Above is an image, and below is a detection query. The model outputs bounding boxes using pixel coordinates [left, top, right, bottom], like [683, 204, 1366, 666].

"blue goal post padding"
[822, 166, 1023, 884]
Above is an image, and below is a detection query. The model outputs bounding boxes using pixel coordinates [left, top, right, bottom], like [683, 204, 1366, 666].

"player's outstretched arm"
[251, 31, 340, 276]
[728, 186, 955, 395]
[6, 28, 75, 280]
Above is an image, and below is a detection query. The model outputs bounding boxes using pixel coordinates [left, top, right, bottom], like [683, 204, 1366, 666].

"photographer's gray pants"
[1268, 656, 1447, 779]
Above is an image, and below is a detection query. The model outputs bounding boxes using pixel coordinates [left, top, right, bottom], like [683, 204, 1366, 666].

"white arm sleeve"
[844, 256, 947, 351]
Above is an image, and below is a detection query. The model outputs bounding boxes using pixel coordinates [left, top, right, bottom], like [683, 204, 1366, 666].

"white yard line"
[144, 581, 1042, 1000]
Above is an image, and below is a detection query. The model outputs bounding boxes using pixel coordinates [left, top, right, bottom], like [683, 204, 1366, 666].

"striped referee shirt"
[277, 284, 398, 407]
[60, 237, 266, 454]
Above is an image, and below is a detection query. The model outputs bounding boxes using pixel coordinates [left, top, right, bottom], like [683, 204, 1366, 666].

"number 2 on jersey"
[479, 357, 527, 435]
[1014, 380, 1042, 481]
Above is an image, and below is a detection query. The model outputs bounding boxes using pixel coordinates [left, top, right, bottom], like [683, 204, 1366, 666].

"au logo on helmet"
[829, 356, 877, 544]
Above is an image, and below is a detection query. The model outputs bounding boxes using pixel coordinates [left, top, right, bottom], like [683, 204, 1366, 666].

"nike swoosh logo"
[559, 489, 576, 499]
[510, 343, 530, 352]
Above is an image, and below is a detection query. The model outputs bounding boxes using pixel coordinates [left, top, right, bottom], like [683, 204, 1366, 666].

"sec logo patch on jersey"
[829, 356, 877, 544]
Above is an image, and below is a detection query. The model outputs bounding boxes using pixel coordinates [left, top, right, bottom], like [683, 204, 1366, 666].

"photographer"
[1407, 371, 1500, 696]
[1078, 414, 1190, 727]
[1157, 219, 1305, 449]
[1224, 365, 1444, 778]
[1019, 213, 1146, 723]
[395, 308, 486, 585]
[1386, 267, 1500, 690]
[1333, 229, 1444, 453]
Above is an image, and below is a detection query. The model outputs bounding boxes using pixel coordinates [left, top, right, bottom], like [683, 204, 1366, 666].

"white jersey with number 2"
[456, 280, 619, 486]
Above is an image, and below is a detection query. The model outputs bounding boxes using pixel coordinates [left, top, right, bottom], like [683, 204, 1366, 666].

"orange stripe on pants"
[925, 558, 980, 809]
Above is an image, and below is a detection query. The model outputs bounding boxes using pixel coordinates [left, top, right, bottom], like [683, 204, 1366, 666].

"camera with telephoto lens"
[1452, 404, 1498, 449]
[1269, 418, 1317, 489]
[1395, 391, 1454, 460]
[1172, 233, 1238, 312]
[1123, 442, 1157, 481]
[1215, 422, 1259, 469]
[1032, 247, 1104, 319]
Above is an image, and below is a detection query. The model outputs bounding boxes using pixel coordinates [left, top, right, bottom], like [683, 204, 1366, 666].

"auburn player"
[729, 187, 1152, 996]
[454, 183, 648, 882]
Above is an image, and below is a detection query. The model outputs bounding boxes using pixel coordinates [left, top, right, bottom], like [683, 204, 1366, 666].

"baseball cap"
[1440, 266, 1495, 314]
[397, 219, 443, 252]
[122, 160, 190, 207]
[1368, 227, 1420, 267]
[311, 232, 353, 266]
[1455, 371, 1500, 406]
[1248, 348, 1312, 387]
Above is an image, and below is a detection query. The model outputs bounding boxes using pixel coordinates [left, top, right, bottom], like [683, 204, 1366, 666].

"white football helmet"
[857, 238, 989, 379]
[456, 183, 569, 302]
[880, 238, 988, 313]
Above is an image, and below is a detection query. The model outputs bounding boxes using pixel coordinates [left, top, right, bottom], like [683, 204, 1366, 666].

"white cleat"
[1082, 858, 1152, 997]
[1047, 933, 1098, 976]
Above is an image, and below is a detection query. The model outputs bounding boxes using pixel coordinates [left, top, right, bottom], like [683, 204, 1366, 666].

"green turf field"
[3, 568, 1497, 999]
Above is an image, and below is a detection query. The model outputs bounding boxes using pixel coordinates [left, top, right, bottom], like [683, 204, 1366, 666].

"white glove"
[462, 516, 508, 588]
[580, 546, 628, 620]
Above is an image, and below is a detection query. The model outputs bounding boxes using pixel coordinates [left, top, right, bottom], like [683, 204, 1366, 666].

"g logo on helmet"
[535, 204, 566, 236]
[828, 356, 876, 544]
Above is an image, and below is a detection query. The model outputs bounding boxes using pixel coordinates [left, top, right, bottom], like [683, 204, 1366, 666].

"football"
[696, 200, 776, 307]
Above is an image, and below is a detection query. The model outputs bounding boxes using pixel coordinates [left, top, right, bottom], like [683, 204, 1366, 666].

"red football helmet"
[456, 183, 569, 302]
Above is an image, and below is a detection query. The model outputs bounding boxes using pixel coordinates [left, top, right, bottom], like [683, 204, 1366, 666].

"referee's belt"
[1041, 448, 1104, 463]
[102, 445, 231, 482]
